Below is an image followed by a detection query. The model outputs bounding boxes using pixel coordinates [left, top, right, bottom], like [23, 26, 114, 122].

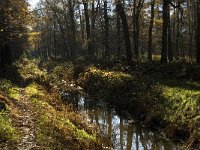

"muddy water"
[61, 91, 182, 150]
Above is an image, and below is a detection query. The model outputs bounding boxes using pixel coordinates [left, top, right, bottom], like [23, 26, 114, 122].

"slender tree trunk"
[167, 3, 173, 62]
[91, 1, 95, 30]
[161, 0, 168, 63]
[132, 0, 144, 59]
[54, 12, 69, 57]
[193, 0, 197, 58]
[176, 8, 180, 57]
[117, 13, 121, 57]
[172, 7, 176, 57]
[148, 0, 155, 61]
[91, 1, 95, 54]
[116, 1, 132, 65]
[68, 0, 77, 58]
[127, 124, 133, 150]
[197, 0, 200, 64]
[78, 4, 84, 45]
[47, 0, 69, 57]
[187, 0, 193, 58]
[104, 0, 110, 57]
[91, 0, 100, 31]
[134, 14, 140, 58]
[83, 1, 92, 56]
[120, 117, 123, 150]
[133, 0, 136, 58]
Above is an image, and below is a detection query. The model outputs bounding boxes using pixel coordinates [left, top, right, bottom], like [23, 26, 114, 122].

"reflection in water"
[62, 91, 181, 150]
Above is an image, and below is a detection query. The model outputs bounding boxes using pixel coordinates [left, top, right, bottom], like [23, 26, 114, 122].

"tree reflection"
[63, 92, 180, 150]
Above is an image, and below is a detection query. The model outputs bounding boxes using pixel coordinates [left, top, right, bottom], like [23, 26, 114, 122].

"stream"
[61, 90, 182, 150]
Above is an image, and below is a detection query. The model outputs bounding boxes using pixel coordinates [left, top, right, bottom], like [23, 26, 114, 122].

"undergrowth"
[0, 58, 106, 149]
[24, 82, 103, 149]
[0, 80, 19, 142]
[0, 112, 18, 141]
[78, 67, 133, 100]
[76, 63, 200, 148]
[3, 56, 198, 149]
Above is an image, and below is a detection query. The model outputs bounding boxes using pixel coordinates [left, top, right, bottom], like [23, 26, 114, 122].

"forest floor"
[0, 57, 106, 150]
[0, 87, 38, 150]
[1, 56, 199, 149]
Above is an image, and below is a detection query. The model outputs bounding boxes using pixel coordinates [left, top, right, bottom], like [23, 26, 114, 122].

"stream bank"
[61, 90, 182, 150]
[42, 58, 200, 149]
[0, 58, 107, 150]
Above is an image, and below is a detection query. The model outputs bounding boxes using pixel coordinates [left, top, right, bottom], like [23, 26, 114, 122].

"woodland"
[0, 0, 200, 150]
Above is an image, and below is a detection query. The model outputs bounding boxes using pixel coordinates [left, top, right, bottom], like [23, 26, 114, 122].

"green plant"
[0, 112, 18, 141]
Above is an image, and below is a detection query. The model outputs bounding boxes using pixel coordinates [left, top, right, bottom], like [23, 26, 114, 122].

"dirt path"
[15, 88, 39, 150]
[0, 87, 40, 150]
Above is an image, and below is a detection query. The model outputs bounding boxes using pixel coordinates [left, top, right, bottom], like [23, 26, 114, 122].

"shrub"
[78, 67, 133, 100]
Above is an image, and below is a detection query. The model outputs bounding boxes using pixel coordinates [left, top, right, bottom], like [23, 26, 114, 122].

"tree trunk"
[83, 1, 92, 56]
[104, 0, 110, 57]
[187, 0, 193, 58]
[53, 19, 57, 58]
[78, 4, 84, 45]
[91, 1, 95, 30]
[133, 0, 137, 58]
[167, 3, 173, 62]
[116, 1, 132, 65]
[172, 7, 176, 57]
[134, 14, 140, 58]
[176, 8, 180, 57]
[148, 0, 155, 61]
[117, 13, 121, 57]
[47, 0, 69, 57]
[54, 12, 69, 57]
[133, 0, 144, 59]
[197, 0, 200, 64]
[68, 0, 77, 58]
[161, 0, 168, 63]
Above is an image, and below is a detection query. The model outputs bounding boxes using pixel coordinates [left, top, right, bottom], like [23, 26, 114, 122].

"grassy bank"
[25, 82, 103, 149]
[0, 80, 19, 144]
[73, 60, 200, 149]
[33, 58, 200, 148]
[0, 58, 107, 150]
[0, 111, 18, 142]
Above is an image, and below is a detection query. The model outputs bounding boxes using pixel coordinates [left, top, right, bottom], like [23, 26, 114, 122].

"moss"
[65, 119, 96, 141]
[8, 87, 20, 100]
[0, 58, 104, 149]
[35, 106, 98, 149]
[161, 80, 200, 126]
[0, 79, 12, 93]
[0, 112, 19, 141]
[17, 58, 47, 82]
[24, 83, 101, 149]
[78, 67, 133, 99]
[25, 82, 43, 98]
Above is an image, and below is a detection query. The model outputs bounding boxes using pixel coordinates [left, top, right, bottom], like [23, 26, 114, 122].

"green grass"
[25, 83, 43, 98]
[17, 58, 47, 82]
[160, 80, 200, 126]
[144, 77, 200, 148]
[78, 67, 133, 99]
[0, 112, 19, 141]
[8, 87, 20, 100]
[65, 119, 96, 141]
[77, 64, 200, 148]
[24, 83, 101, 149]
[0, 79, 12, 94]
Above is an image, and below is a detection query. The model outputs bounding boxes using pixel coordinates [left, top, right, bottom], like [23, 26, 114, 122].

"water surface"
[61, 91, 182, 150]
